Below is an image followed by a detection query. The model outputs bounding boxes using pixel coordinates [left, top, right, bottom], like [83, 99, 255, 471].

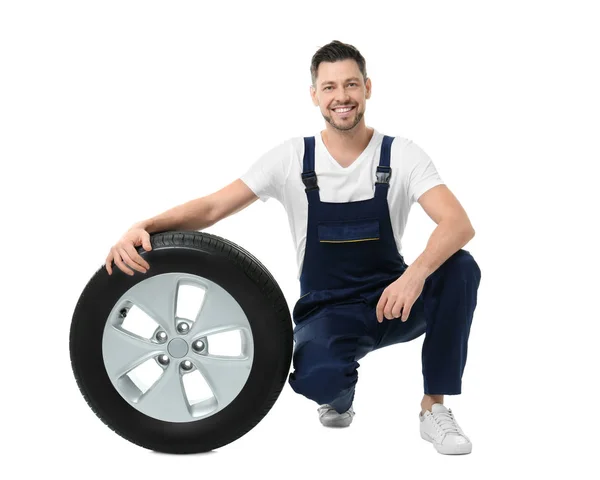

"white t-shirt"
[240, 128, 444, 280]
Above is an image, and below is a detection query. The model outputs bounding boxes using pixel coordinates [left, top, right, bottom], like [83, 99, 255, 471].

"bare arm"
[135, 179, 259, 233]
[375, 184, 475, 323]
[409, 184, 475, 278]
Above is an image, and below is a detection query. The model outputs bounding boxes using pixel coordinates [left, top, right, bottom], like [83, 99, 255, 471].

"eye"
[324, 86, 332, 91]
[349, 82, 358, 86]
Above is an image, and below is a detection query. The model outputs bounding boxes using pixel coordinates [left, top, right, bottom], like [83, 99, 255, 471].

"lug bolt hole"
[155, 331, 167, 343]
[157, 354, 170, 366]
[180, 360, 193, 371]
[176, 322, 190, 334]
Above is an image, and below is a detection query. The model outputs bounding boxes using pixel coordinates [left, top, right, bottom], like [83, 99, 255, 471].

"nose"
[334, 90, 352, 106]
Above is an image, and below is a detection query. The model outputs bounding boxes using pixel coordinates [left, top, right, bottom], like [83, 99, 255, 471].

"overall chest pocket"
[317, 218, 380, 243]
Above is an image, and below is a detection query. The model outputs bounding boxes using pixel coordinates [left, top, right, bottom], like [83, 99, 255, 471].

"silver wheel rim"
[102, 272, 254, 423]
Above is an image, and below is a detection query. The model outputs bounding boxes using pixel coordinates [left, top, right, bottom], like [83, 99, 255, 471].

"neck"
[321, 122, 374, 155]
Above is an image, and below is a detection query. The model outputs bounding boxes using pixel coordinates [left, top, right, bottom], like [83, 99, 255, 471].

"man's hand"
[376, 267, 428, 323]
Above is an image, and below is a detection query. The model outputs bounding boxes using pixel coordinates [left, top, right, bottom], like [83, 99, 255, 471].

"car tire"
[69, 230, 292, 453]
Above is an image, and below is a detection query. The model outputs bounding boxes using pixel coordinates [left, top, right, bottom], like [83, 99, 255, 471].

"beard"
[322, 107, 364, 131]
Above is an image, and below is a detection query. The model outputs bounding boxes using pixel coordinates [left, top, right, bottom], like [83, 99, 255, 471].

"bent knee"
[442, 250, 481, 280]
[288, 361, 358, 404]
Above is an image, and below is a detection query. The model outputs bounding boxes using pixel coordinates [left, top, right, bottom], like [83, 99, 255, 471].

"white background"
[1, 0, 598, 477]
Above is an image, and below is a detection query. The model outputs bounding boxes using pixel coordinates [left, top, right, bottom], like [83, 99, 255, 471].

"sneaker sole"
[420, 431, 472, 455]
[320, 416, 354, 428]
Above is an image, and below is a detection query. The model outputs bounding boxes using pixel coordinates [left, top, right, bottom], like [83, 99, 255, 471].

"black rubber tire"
[69, 231, 293, 454]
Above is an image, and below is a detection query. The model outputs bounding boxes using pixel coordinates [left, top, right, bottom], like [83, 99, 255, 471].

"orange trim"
[319, 238, 380, 243]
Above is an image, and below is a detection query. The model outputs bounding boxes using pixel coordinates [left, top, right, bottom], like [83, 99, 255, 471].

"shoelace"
[430, 409, 462, 436]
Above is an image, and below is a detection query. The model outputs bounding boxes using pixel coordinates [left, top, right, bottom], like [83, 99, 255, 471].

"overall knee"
[443, 250, 481, 285]
[288, 360, 358, 405]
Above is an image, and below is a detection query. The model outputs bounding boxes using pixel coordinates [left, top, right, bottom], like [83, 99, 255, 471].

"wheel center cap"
[167, 338, 189, 358]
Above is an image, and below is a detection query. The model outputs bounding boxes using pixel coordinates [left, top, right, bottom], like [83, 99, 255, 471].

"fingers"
[119, 247, 147, 274]
[143, 234, 152, 251]
[384, 299, 395, 321]
[389, 299, 413, 322]
[106, 247, 146, 277]
[377, 293, 410, 323]
[113, 251, 134, 276]
[377, 296, 399, 322]
[105, 227, 153, 277]
[391, 302, 404, 320]
[376, 297, 386, 323]
[125, 244, 150, 270]
[377, 293, 396, 323]
[383, 291, 399, 320]
[387, 298, 403, 321]
[401, 302, 412, 322]
[105, 251, 113, 275]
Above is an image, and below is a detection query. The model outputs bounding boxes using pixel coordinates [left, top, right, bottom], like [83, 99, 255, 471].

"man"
[106, 40, 481, 455]
[240, 40, 481, 455]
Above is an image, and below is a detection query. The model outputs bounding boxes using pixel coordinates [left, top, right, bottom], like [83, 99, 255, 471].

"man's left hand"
[376, 267, 427, 323]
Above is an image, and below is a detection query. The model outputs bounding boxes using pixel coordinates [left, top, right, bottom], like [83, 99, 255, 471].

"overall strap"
[375, 135, 394, 197]
[301, 137, 320, 199]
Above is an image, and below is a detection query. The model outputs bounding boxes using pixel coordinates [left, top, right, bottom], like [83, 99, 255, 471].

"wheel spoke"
[124, 274, 180, 335]
[103, 325, 162, 379]
[191, 354, 253, 407]
[137, 364, 192, 421]
[190, 282, 249, 338]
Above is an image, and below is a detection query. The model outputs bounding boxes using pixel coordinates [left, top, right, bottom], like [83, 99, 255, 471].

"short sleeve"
[405, 141, 444, 204]
[239, 139, 291, 203]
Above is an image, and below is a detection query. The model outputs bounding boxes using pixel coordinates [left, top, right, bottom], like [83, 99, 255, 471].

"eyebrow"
[320, 77, 361, 86]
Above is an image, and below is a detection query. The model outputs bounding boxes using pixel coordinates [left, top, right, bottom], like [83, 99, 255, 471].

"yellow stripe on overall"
[319, 237, 380, 243]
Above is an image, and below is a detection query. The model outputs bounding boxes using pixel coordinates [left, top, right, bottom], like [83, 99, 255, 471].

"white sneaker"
[317, 404, 355, 428]
[419, 403, 472, 454]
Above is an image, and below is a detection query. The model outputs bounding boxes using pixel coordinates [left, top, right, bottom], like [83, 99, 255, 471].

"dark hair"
[310, 40, 367, 87]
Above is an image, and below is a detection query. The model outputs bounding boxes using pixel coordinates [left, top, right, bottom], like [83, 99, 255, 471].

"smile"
[332, 106, 356, 116]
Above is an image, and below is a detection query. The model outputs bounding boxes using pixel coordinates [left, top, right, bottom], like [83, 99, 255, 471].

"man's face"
[311, 59, 371, 132]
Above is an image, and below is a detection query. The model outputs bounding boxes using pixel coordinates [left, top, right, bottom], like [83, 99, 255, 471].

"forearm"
[133, 197, 216, 234]
[408, 220, 475, 279]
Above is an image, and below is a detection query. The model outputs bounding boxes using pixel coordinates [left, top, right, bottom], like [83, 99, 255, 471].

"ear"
[365, 77, 372, 99]
[310, 85, 319, 106]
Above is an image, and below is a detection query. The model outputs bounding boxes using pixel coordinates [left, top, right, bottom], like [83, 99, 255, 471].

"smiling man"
[109, 40, 481, 455]
[241, 40, 481, 455]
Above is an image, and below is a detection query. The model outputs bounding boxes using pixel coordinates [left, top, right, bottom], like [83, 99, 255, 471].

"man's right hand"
[105, 224, 152, 276]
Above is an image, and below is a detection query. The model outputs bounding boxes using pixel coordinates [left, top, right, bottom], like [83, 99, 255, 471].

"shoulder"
[388, 134, 412, 153]
[381, 134, 412, 168]
[372, 132, 411, 156]
[251, 136, 299, 167]
[287, 134, 322, 155]
[264, 135, 310, 160]
[387, 136, 433, 168]
[288, 135, 307, 154]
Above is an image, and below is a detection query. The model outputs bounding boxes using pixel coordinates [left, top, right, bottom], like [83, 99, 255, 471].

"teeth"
[334, 107, 353, 113]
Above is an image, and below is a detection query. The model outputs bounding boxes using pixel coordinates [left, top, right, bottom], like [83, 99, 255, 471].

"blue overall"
[287, 135, 482, 413]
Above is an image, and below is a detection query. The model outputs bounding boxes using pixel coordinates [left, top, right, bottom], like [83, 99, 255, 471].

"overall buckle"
[375, 166, 392, 184]
[302, 171, 319, 191]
